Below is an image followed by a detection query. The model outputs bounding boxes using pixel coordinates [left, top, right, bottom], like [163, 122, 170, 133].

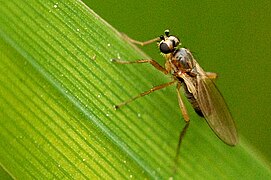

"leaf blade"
[0, 0, 270, 179]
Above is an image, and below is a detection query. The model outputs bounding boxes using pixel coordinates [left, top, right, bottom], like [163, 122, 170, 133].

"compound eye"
[160, 42, 171, 54]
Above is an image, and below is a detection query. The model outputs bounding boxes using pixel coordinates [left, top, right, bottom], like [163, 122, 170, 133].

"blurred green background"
[87, 0, 271, 164]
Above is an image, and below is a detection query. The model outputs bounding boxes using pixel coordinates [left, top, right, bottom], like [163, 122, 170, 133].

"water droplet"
[92, 54, 96, 60]
[157, 167, 161, 171]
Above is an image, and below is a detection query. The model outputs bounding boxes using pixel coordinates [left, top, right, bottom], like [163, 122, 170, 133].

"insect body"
[112, 30, 238, 163]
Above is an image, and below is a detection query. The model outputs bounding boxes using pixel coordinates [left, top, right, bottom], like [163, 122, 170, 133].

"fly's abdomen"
[182, 82, 203, 117]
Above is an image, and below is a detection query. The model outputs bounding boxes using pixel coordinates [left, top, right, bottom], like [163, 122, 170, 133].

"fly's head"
[159, 30, 181, 54]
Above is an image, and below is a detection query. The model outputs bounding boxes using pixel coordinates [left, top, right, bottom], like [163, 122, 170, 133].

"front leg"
[121, 33, 160, 46]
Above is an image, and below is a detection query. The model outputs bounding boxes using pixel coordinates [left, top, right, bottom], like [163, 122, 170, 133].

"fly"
[112, 30, 238, 167]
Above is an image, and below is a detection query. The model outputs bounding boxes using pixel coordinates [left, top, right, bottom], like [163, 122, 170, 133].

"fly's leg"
[121, 33, 160, 46]
[176, 83, 190, 122]
[111, 59, 169, 75]
[112, 33, 167, 74]
[186, 68, 217, 79]
[173, 83, 190, 173]
[206, 72, 217, 79]
[114, 80, 176, 109]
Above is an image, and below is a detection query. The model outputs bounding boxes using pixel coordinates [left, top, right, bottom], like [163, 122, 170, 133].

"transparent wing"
[195, 63, 238, 146]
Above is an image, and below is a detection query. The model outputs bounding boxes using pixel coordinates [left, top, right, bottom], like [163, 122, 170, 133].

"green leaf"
[0, 0, 270, 179]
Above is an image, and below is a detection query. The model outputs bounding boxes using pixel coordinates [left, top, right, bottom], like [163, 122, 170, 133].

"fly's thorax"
[173, 48, 195, 71]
